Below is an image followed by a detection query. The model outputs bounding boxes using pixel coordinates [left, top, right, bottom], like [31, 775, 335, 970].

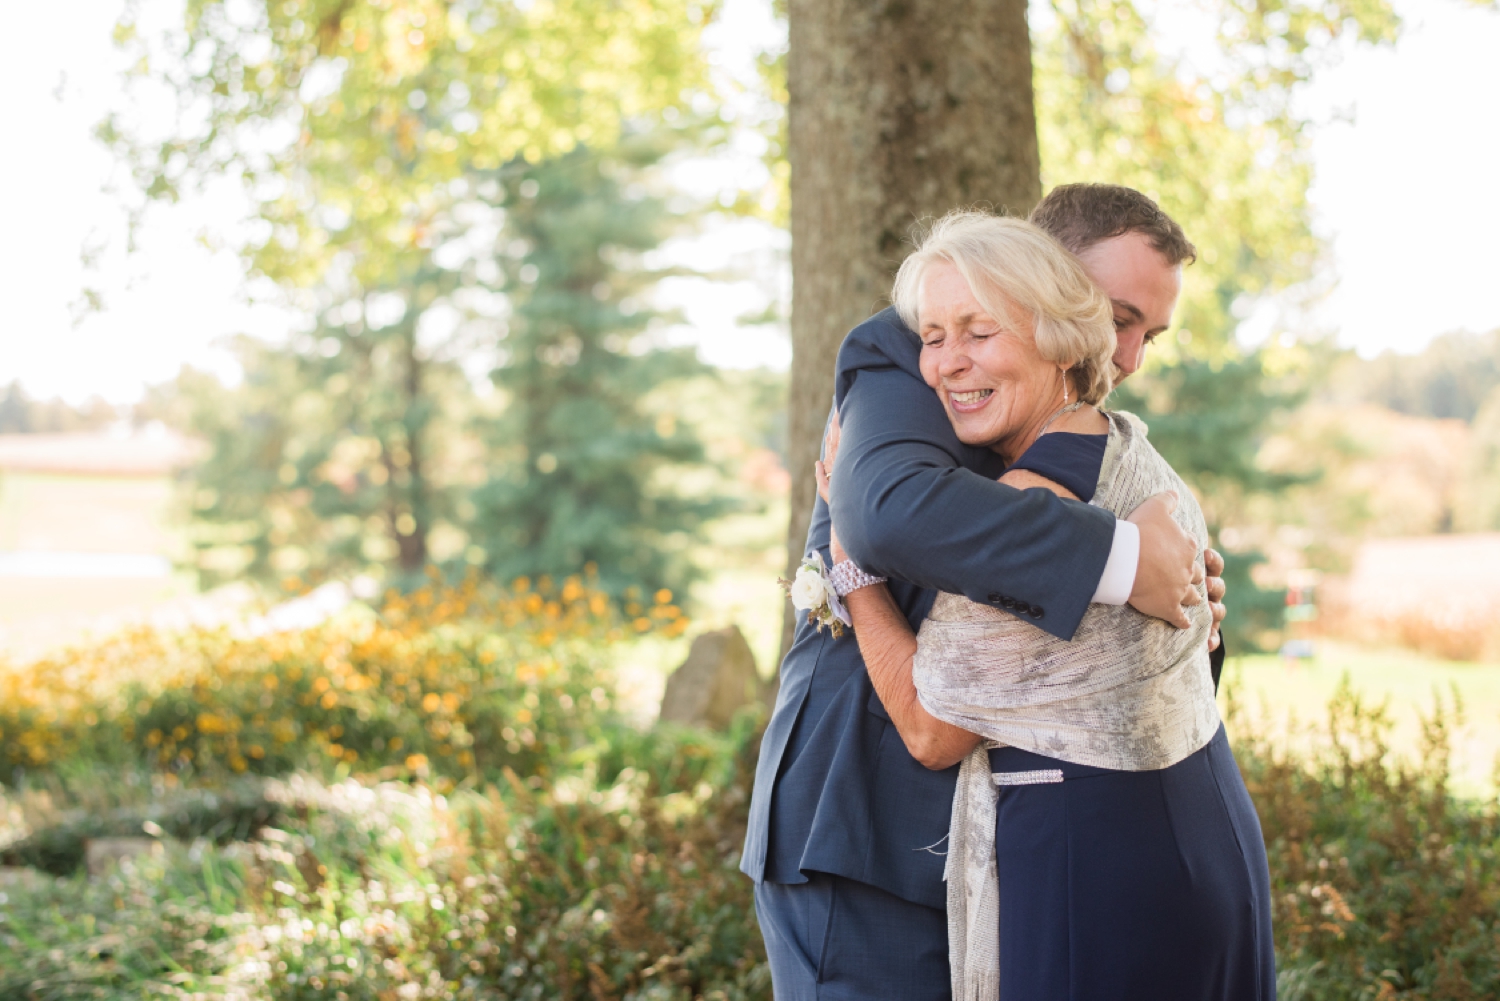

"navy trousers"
[990, 725, 1276, 1000]
[754, 871, 951, 1001]
[756, 726, 1274, 1001]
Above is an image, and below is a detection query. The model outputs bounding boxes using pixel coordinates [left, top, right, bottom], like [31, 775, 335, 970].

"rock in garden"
[659, 625, 765, 729]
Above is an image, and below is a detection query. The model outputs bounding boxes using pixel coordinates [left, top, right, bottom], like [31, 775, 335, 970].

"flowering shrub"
[4, 586, 1499, 999]
[0, 573, 688, 787]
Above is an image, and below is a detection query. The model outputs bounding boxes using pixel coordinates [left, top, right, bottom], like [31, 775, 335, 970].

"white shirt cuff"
[1091, 518, 1139, 605]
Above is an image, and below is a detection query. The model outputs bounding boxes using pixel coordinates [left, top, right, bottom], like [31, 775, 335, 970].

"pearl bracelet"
[830, 560, 888, 597]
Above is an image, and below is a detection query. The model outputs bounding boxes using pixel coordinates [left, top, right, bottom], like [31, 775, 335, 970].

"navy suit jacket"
[741, 308, 1119, 909]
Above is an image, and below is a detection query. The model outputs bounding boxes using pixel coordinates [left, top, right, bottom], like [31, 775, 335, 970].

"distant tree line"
[0, 383, 119, 434]
[1328, 329, 1500, 422]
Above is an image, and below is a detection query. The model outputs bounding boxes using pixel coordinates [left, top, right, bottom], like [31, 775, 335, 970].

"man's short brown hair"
[1029, 184, 1197, 266]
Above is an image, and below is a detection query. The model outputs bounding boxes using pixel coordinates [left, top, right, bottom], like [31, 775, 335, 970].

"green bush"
[1232, 681, 1500, 998]
[5, 585, 1499, 1000]
[0, 718, 769, 1000]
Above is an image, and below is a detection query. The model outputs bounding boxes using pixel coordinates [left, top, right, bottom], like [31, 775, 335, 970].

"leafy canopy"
[103, 0, 717, 290]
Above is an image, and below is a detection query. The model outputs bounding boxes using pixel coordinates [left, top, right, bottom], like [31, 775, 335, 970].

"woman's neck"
[993, 402, 1107, 464]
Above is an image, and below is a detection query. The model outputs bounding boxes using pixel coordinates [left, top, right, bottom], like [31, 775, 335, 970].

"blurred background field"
[1228, 645, 1500, 797]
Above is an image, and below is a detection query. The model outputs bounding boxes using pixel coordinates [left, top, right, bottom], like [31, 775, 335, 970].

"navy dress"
[997, 433, 1277, 1001]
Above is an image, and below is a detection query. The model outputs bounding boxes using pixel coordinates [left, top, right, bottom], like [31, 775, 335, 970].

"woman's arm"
[816, 453, 981, 770]
[843, 573, 981, 771]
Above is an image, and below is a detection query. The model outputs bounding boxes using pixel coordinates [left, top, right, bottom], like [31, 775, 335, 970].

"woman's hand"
[815, 406, 848, 564]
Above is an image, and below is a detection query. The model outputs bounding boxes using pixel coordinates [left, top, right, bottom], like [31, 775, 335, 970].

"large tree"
[782, 0, 1042, 649]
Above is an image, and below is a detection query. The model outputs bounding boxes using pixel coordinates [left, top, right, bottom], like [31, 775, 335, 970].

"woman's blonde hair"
[891, 211, 1117, 405]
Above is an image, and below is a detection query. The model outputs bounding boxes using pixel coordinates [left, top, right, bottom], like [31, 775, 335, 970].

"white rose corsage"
[779, 552, 851, 638]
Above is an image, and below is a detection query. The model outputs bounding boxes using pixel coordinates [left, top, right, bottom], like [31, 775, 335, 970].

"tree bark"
[780, 0, 1044, 662]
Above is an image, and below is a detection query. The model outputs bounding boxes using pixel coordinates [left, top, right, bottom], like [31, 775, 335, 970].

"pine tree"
[1111, 354, 1308, 651]
[470, 137, 733, 598]
[162, 324, 472, 589]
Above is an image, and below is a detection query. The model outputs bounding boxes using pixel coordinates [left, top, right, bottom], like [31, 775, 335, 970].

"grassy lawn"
[1225, 641, 1500, 797]
[0, 472, 176, 554]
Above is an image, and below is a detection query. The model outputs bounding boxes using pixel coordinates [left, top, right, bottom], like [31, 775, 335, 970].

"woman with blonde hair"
[817, 211, 1274, 1000]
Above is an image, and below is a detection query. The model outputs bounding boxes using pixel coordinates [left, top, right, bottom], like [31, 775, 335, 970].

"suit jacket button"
[988, 592, 1004, 605]
[1002, 597, 1018, 609]
[1028, 606, 1045, 619]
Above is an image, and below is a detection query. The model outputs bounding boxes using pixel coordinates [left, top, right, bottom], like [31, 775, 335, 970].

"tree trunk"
[392, 314, 430, 575]
[779, 0, 1043, 664]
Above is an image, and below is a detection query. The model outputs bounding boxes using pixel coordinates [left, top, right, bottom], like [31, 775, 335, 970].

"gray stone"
[659, 625, 766, 730]
[85, 837, 163, 876]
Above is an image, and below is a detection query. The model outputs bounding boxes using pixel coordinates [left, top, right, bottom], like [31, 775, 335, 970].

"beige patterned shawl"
[913, 411, 1221, 1001]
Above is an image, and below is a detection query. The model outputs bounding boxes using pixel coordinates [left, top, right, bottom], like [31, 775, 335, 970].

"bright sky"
[2, 0, 1497, 405]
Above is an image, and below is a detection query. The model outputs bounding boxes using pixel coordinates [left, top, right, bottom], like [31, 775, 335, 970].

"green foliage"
[1112, 355, 1306, 512]
[0, 731, 769, 999]
[1034, 0, 1401, 356]
[0, 784, 280, 876]
[103, 0, 715, 292]
[160, 335, 475, 585]
[1112, 353, 1306, 649]
[7, 611, 1500, 997]
[470, 139, 735, 599]
[1231, 680, 1500, 997]
[108, 1, 727, 593]
[747, 0, 1404, 351]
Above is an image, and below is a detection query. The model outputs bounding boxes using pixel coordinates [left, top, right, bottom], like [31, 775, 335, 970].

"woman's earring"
[1062, 372, 1070, 406]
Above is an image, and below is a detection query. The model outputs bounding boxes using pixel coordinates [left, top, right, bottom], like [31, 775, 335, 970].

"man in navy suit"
[742, 185, 1228, 999]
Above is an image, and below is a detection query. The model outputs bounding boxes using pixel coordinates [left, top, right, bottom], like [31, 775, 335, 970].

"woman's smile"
[948, 388, 995, 411]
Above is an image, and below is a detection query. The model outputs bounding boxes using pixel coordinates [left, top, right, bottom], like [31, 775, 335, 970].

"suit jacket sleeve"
[828, 309, 1117, 641]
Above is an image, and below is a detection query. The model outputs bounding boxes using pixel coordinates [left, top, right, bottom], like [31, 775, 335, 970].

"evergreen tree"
[1111, 354, 1309, 651]
[470, 138, 732, 598]
[160, 326, 472, 589]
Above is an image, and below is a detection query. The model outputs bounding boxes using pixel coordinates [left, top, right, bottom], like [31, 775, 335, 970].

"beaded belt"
[993, 768, 1064, 786]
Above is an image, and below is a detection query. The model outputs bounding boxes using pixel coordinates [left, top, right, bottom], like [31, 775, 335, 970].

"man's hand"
[1205, 547, 1227, 651]
[1126, 492, 1203, 629]
[814, 404, 848, 564]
